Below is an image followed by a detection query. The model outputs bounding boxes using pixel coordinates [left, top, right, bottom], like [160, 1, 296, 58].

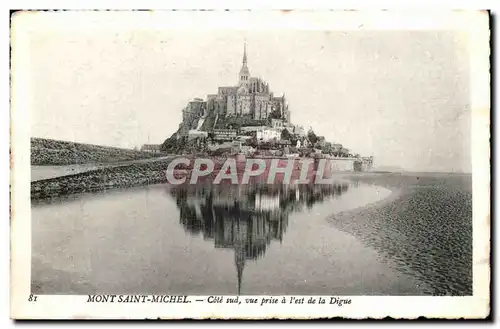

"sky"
[23, 13, 472, 172]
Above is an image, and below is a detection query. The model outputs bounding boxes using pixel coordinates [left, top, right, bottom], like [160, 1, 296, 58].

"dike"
[31, 158, 176, 200]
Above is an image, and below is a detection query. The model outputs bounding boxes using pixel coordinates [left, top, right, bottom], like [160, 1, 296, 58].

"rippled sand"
[328, 173, 472, 296]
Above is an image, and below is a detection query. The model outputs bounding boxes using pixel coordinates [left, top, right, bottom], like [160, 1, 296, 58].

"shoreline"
[30, 157, 352, 200]
[30, 163, 470, 202]
[327, 173, 473, 296]
[31, 156, 173, 182]
[31, 158, 176, 200]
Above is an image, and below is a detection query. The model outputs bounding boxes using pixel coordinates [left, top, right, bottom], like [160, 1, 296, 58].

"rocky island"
[31, 42, 374, 200]
[160, 42, 373, 172]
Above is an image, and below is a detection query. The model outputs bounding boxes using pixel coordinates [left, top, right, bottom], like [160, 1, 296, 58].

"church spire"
[243, 41, 247, 65]
[239, 40, 250, 84]
[234, 221, 246, 295]
[236, 254, 244, 295]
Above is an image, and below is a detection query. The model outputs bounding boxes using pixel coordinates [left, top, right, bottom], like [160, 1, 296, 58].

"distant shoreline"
[31, 160, 472, 201]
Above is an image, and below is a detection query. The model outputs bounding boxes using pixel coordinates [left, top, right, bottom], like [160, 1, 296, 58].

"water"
[31, 164, 103, 182]
[31, 157, 172, 182]
[31, 180, 429, 295]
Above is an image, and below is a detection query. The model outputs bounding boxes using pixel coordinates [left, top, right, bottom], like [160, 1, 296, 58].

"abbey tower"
[204, 42, 291, 122]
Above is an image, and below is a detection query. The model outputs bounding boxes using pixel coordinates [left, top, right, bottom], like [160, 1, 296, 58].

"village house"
[141, 144, 161, 153]
[256, 128, 280, 142]
[271, 119, 285, 131]
[240, 126, 268, 134]
[332, 143, 343, 153]
[213, 129, 238, 142]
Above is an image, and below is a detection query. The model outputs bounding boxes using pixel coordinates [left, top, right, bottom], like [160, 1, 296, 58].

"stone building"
[213, 128, 238, 141]
[140, 144, 161, 153]
[256, 128, 280, 142]
[205, 43, 291, 122]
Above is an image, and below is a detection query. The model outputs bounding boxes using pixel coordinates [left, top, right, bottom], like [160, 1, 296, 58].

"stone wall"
[327, 158, 356, 172]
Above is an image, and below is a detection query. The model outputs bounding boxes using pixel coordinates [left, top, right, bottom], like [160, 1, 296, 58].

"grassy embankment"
[31, 137, 163, 165]
[31, 138, 171, 199]
[31, 159, 177, 200]
[31, 156, 250, 200]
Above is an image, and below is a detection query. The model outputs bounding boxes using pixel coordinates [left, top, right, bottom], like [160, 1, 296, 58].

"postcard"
[10, 10, 490, 319]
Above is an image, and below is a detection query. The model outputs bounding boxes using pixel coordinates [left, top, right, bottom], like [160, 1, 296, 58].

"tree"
[323, 142, 333, 154]
[246, 136, 258, 148]
[289, 135, 298, 147]
[307, 129, 318, 145]
[281, 128, 291, 141]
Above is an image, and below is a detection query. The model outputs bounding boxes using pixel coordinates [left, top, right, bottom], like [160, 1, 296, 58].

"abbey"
[203, 43, 291, 122]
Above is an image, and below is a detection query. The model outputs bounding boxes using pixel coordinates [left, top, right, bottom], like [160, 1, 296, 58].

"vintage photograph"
[10, 10, 490, 319]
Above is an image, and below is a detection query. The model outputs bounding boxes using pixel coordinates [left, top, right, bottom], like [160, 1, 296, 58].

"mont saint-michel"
[26, 28, 472, 303]
[160, 43, 373, 173]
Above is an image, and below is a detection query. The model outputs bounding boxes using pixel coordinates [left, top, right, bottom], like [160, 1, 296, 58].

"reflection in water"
[169, 181, 352, 294]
